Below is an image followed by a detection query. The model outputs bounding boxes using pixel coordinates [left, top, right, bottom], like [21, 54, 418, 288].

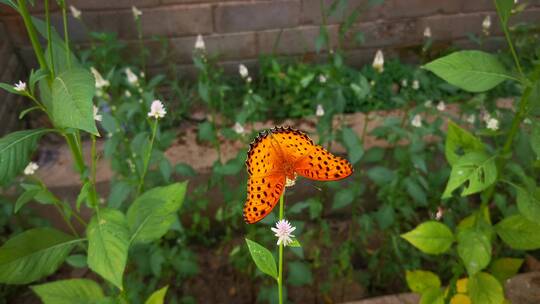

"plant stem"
[17, 0, 49, 72]
[278, 192, 285, 304]
[60, 0, 71, 69]
[137, 119, 158, 195]
[45, 0, 55, 77]
[493, 0, 524, 78]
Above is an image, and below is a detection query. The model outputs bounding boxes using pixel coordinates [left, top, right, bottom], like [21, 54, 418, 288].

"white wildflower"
[233, 122, 245, 134]
[466, 114, 476, 124]
[14, 80, 27, 92]
[246, 76, 252, 83]
[147, 100, 166, 119]
[424, 100, 433, 108]
[436, 101, 446, 112]
[372, 49, 384, 73]
[524, 118, 532, 124]
[90, 67, 109, 89]
[124, 90, 132, 97]
[132, 6, 142, 20]
[319, 74, 327, 83]
[93, 105, 102, 122]
[271, 219, 296, 246]
[125, 68, 138, 85]
[239, 64, 249, 79]
[482, 15, 491, 35]
[370, 80, 376, 86]
[195, 34, 205, 51]
[424, 27, 432, 38]
[401, 79, 408, 87]
[411, 114, 422, 128]
[486, 118, 499, 131]
[70, 5, 81, 19]
[23, 162, 39, 175]
[412, 80, 420, 90]
[316, 104, 325, 117]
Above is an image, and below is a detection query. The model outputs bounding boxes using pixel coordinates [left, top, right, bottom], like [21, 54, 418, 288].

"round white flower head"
[424, 27, 432, 38]
[271, 219, 296, 246]
[436, 101, 446, 112]
[370, 80, 376, 86]
[524, 118, 532, 124]
[70, 5, 81, 19]
[372, 50, 384, 73]
[412, 80, 420, 90]
[14, 80, 27, 92]
[125, 68, 139, 85]
[401, 79, 408, 87]
[24, 162, 39, 175]
[486, 118, 499, 131]
[239, 64, 249, 78]
[124, 90, 132, 97]
[466, 114, 476, 124]
[148, 100, 166, 119]
[93, 105, 102, 122]
[233, 122, 245, 134]
[246, 76, 252, 83]
[316, 104, 325, 117]
[319, 74, 327, 83]
[132, 6, 142, 20]
[424, 100, 433, 108]
[195, 34, 206, 51]
[482, 15, 491, 35]
[90, 67, 110, 89]
[411, 114, 422, 128]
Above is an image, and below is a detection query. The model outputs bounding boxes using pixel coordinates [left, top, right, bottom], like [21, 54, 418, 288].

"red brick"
[214, 0, 301, 33]
[257, 25, 338, 55]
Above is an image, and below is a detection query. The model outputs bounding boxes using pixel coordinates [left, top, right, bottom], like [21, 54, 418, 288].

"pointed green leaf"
[515, 185, 540, 223]
[495, 214, 540, 250]
[457, 228, 492, 276]
[405, 270, 441, 293]
[442, 152, 497, 199]
[245, 238, 278, 279]
[468, 272, 504, 304]
[420, 287, 444, 304]
[401, 221, 454, 255]
[445, 121, 485, 165]
[145, 285, 169, 304]
[341, 127, 364, 164]
[14, 189, 40, 213]
[31, 279, 104, 304]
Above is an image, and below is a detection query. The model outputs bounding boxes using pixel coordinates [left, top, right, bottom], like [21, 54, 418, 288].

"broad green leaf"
[87, 208, 129, 290]
[108, 181, 132, 209]
[0, 228, 81, 284]
[401, 221, 454, 255]
[423, 50, 514, 92]
[405, 270, 441, 293]
[367, 166, 396, 185]
[490, 258, 523, 284]
[127, 182, 187, 244]
[245, 238, 277, 279]
[468, 272, 504, 304]
[29, 69, 48, 95]
[457, 228, 492, 276]
[288, 261, 313, 286]
[420, 287, 444, 304]
[341, 127, 364, 164]
[145, 285, 169, 304]
[0, 129, 49, 185]
[442, 152, 497, 199]
[66, 254, 87, 268]
[445, 121, 484, 165]
[198, 121, 217, 145]
[14, 189, 40, 213]
[332, 188, 355, 210]
[495, 214, 540, 250]
[515, 185, 540, 222]
[31, 279, 104, 304]
[51, 68, 97, 134]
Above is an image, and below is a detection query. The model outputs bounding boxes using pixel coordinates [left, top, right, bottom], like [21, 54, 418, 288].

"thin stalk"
[493, 0, 524, 77]
[278, 192, 285, 304]
[64, 134, 86, 174]
[45, 0, 55, 77]
[17, 0, 49, 71]
[60, 0, 72, 69]
[137, 119, 158, 195]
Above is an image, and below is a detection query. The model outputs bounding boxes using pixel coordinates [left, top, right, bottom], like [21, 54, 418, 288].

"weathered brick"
[257, 25, 338, 55]
[68, 0, 159, 10]
[418, 13, 502, 42]
[380, 0, 461, 19]
[341, 19, 419, 50]
[301, 0, 381, 25]
[214, 1, 301, 33]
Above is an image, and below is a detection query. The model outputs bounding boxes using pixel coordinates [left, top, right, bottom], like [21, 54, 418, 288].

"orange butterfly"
[243, 127, 354, 224]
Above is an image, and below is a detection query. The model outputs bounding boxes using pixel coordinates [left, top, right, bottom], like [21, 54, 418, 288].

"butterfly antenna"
[308, 182, 322, 192]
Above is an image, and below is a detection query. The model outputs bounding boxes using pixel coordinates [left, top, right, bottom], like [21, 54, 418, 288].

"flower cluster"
[271, 219, 296, 246]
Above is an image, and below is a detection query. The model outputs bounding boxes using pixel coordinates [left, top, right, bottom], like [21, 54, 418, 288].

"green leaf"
[31, 279, 104, 304]
[29, 69, 48, 95]
[51, 68, 98, 134]
[515, 185, 540, 223]
[0, 82, 22, 95]
[127, 182, 187, 244]
[341, 127, 364, 165]
[495, 214, 540, 250]
[495, 0, 514, 26]
[423, 50, 514, 92]
[457, 228, 492, 276]
[420, 287, 444, 304]
[245, 238, 277, 279]
[401, 221, 454, 255]
[0, 228, 81, 284]
[65, 254, 87, 268]
[367, 166, 396, 185]
[490, 258, 523, 284]
[107, 181, 132, 209]
[14, 189, 40, 213]
[288, 238, 301, 248]
[405, 270, 441, 293]
[442, 152, 497, 199]
[87, 208, 129, 290]
[445, 121, 484, 166]
[468, 272, 504, 304]
[0, 129, 49, 185]
[531, 121, 540, 159]
[175, 163, 196, 177]
[197, 121, 217, 145]
[332, 188, 355, 210]
[76, 181, 91, 212]
[288, 261, 313, 286]
[145, 285, 169, 304]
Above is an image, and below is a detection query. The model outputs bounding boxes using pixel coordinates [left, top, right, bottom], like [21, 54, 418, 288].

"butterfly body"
[243, 127, 353, 224]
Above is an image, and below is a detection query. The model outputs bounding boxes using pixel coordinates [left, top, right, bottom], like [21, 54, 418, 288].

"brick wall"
[1, 0, 540, 85]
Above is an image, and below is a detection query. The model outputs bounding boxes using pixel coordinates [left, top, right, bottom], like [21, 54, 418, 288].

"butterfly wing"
[267, 127, 314, 164]
[294, 145, 353, 181]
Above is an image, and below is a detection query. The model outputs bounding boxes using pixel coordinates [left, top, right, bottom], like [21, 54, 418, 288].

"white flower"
[424, 100, 433, 108]
[482, 15, 491, 35]
[486, 118, 499, 131]
[424, 27, 432, 38]
[524, 118, 532, 124]
[482, 112, 492, 123]
[93, 105, 102, 122]
[14, 80, 27, 92]
[246, 76, 252, 83]
[271, 219, 296, 246]
[195, 34, 205, 51]
[436, 101, 446, 112]
[125, 68, 138, 85]
[411, 114, 422, 128]
[233, 122, 245, 134]
[466, 114, 476, 124]
[372, 49, 384, 73]
[370, 80, 376, 86]
[148, 100, 166, 119]
[239, 64, 249, 78]
[90, 67, 109, 89]
[70, 5, 81, 19]
[401, 79, 408, 87]
[124, 90, 132, 97]
[24, 162, 39, 175]
[412, 80, 420, 90]
[319, 74, 327, 83]
[132, 6, 142, 20]
[316, 104, 325, 117]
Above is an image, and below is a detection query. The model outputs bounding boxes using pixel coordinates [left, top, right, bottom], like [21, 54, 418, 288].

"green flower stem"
[493, 0, 524, 77]
[137, 118, 159, 195]
[17, 0, 49, 72]
[278, 191, 285, 304]
[45, 0, 55, 77]
[60, 0, 71, 70]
